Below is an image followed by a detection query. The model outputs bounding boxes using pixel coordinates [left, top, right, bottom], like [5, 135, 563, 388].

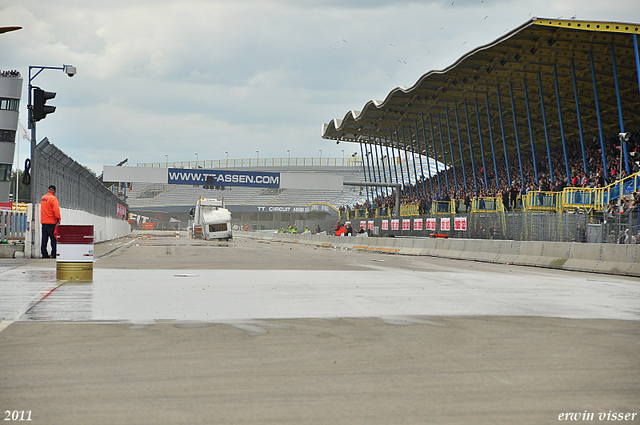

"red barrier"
[56, 225, 93, 244]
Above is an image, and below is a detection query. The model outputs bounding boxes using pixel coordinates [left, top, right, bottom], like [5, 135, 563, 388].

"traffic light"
[32, 87, 56, 122]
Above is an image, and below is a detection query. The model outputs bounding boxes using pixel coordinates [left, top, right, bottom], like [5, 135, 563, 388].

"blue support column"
[385, 138, 398, 204]
[379, 138, 390, 198]
[474, 99, 489, 191]
[428, 114, 442, 194]
[553, 64, 571, 182]
[376, 137, 388, 200]
[495, 85, 511, 187]
[635, 35, 640, 99]
[374, 138, 384, 185]
[611, 43, 629, 175]
[437, 114, 450, 192]
[420, 114, 434, 195]
[394, 127, 408, 195]
[537, 72, 554, 185]
[508, 82, 525, 185]
[375, 140, 385, 198]
[375, 141, 384, 198]
[485, 93, 500, 189]
[389, 129, 401, 191]
[570, 58, 588, 175]
[371, 137, 384, 199]
[453, 102, 468, 189]
[359, 142, 371, 203]
[589, 51, 609, 180]
[523, 78, 539, 184]
[445, 108, 458, 192]
[367, 137, 380, 199]
[463, 99, 478, 192]
[414, 119, 427, 196]
[384, 137, 394, 186]
[405, 126, 420, 196]
[400, 126, 414, 197]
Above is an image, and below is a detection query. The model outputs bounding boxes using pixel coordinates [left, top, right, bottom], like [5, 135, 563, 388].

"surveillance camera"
[63, 65, 76, 77]
[619, 132, 631, 142]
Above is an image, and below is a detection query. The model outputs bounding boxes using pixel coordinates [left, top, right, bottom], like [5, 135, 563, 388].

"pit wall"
[236, 231, 640, 277]
[23, 206, 131, 258]
[57, 208, 131, 242]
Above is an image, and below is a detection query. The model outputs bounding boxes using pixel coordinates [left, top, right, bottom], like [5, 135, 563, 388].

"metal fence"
[35, 139, 126, 218]
[599, 209, 640, 244]
[320, 210, 640, 244]
[137, 157, 364, 169]
[0, 210, 27, 239]
[466, 212, 592, 242]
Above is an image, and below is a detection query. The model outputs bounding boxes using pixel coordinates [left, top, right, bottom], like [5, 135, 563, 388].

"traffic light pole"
[27, 68, 40, 258]
[27, 64, 75, 257]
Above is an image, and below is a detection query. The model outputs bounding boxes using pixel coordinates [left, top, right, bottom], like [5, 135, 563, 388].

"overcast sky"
[2, 0, 639, 174]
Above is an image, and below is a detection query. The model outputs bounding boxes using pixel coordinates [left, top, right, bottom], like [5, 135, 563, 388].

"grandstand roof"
[322, 18, 640, 164]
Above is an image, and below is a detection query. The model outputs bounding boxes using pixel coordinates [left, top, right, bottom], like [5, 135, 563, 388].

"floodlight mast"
[617, 132, 631, 211]
[619, 132, 630, 181]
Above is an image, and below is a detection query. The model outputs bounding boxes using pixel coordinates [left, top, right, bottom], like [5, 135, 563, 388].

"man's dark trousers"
[41, 223, 57, 258]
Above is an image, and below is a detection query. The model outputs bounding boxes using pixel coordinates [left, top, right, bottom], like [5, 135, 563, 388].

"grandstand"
[323, 18, 640, 200]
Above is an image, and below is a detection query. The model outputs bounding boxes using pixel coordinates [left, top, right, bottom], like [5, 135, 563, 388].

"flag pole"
[16, 123, 29, 207]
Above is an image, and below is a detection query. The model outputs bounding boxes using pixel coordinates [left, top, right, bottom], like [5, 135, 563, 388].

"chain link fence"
[465, 212, 591, 242]
[35, 139, 126, 218]
[599, 209, 640, 244]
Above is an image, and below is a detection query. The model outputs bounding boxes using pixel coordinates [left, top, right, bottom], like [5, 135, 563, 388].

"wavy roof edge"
[321, 16, 640, 139]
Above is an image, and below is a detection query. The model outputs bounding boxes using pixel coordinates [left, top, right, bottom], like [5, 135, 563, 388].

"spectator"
[345, 222, 353, 236]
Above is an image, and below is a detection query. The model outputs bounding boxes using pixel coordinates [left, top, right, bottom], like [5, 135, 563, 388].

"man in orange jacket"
[41, 185, 61, 258]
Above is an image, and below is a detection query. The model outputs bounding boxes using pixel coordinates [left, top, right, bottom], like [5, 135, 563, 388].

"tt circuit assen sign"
[168, 169, 280, 188]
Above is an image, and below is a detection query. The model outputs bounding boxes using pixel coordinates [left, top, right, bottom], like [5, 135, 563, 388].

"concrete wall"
[236, 231, 640, 277]
[58, 208, 131, 243]
[24, 206, 131, 258]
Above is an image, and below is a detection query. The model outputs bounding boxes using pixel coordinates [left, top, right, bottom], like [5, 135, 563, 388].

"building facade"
[0, 71, 22, 202]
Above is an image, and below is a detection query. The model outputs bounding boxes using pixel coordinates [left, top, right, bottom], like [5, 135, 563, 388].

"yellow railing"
[400, 204, 419, 216]
[594, 171, 640, 210]
[339, 208, 369, 220]
[522, 191, 559, 212]
[431, 200, 455, 214]
[338, 171, 640, 218]
[375, 207, 392, 218]
[560, 188, 596, 212]
[472, 197, 504, 213]
[5, 203, 29, 213]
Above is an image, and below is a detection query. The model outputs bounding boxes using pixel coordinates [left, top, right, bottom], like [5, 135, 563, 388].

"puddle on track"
[4, 267, 637, 325]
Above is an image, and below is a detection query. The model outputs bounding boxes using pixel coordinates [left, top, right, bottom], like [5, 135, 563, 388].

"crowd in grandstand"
[340, 131, 639, 218]
[1, 70, 21, 77]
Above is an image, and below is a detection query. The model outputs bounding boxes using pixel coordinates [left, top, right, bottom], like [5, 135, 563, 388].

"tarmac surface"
[0, 230, 638, 424]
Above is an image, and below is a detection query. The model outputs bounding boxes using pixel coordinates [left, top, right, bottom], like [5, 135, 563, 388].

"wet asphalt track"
[0, 230, 638, 424]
